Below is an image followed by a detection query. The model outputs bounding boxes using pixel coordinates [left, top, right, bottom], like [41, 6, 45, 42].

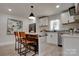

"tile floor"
[0, 43, 63, 56]
[43, 43, 63, 56]
[0, 44, 38, 56]
[0, 44, 18, 56]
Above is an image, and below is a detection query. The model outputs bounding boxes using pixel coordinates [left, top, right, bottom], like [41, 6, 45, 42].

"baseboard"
[0, 42, 14, 46]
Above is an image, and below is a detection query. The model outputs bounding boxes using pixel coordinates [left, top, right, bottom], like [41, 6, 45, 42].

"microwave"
[69, 6, 76, 16]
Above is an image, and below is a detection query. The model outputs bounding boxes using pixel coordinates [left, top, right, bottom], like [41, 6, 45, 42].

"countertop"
[61, 33, 79, 38]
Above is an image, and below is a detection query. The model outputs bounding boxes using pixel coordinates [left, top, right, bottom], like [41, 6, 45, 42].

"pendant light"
[28, 5, 36, 20]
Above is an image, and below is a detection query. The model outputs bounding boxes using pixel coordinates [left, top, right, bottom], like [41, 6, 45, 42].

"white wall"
[0, 13, 31, 46]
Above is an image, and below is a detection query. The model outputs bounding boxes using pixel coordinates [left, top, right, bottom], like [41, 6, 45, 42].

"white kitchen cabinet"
[75, 3, 79, 14]
[61, 11, 70, 24]
[39, 17, 48, 26]
[69, 16, 75, 23]
[61, 11, 75, 24]
[62, 34, 79, 56]
[47, 32, 58, 45]
[38, 32, 47, 55]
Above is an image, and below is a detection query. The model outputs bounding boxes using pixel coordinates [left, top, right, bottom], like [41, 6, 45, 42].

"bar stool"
[18, 32, 34, 56]
[14, 32, 20, 51]
[27, 35, 38, 56]
[19, 32, 38, 56]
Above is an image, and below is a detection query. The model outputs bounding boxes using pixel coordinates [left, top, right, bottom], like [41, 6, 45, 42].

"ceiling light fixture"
[28, 6, 35, 20]
[8, 9, 12, 12]
[56, 5, 60, 8]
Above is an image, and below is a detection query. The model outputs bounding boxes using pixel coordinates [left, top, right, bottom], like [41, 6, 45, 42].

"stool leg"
[15, 40, 17, 50]
[18, 39, 21, 54]
[18, 42, 20, 53]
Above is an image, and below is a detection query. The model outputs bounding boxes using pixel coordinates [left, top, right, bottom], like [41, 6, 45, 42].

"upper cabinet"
[61, 11, 70, 24]
[75, 3, 79, 15]
[61, 11, 75, 24]
[39, 17, 49, 27]
[69, 16, 75, 23]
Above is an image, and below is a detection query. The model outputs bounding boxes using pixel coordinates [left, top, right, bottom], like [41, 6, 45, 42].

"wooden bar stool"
[19, 32, 38, 56]
[27, 35, 38, 56]
[18, 32, 34, 56]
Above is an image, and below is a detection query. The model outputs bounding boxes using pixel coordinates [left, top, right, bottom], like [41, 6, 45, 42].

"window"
[50, 19, 60, 31]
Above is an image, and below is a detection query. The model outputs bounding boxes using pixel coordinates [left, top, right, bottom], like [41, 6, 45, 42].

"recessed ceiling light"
[56, 5, 60, 8]
[8, 9, 12, 11]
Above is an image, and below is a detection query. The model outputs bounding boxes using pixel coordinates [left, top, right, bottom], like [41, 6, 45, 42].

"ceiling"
[0, 3, 74, 18]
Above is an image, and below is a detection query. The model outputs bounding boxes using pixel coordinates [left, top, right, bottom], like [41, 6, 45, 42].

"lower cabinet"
[38, 32, 48, 56]
[47, 32, 58, 45]
[62, 35, 79, 56]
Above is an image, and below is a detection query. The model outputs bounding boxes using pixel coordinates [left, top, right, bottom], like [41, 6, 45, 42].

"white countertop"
[61, 33, 79, 38]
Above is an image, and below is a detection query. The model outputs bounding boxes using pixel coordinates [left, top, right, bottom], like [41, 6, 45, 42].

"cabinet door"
[61, 11, 70, 24]
[47, 33, 58, 45]
[69, 16, 75, 23]
[39, 36, 47, 55]
[44, 17, 48, 25]
[39, 17, 48, 26]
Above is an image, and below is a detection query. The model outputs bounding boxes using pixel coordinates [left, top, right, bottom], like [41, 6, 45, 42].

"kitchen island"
[38, 31, 63, 56]
[38, 32, 48, 56]
[61, 33, 79, 56]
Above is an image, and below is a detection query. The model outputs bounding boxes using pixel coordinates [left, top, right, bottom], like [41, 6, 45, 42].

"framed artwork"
[29, 23, 36, 33]
[7, 18, 23, 35]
